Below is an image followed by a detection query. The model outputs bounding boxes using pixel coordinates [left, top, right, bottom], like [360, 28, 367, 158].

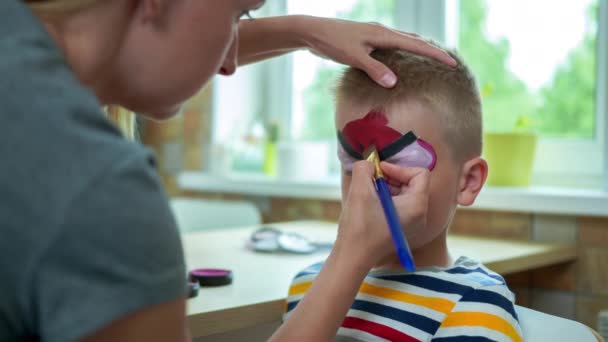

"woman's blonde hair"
[25, 0, 136, 139]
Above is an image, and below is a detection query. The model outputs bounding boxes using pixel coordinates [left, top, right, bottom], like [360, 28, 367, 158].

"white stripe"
[282, 310, 293, 322]
[355, 292, 447, 322]
[434, 326, 513, 342]
[450, 301, 520, 330]
[413, 269, 484, 289]
[453, 256, 498, 269]
[456, 272, 503, 286]
[371, 267, 481, 289]
[346, 309, 432, 341]
[364, 276, 461, 303]
[449, 260, 506, 285]
[476, 284, 516, 302]
[466, 265, 502, 280]
[448, 265, 503, 282]
[286, 293, 305, 303]
[337, 327, 390, 342]
[290, 273, 317, 286]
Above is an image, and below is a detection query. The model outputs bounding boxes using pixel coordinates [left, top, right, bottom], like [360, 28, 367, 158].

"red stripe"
[342, 316, 420, 342]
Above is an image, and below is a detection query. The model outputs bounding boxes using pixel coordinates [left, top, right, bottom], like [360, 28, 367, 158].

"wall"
[141, 85, 213, 196]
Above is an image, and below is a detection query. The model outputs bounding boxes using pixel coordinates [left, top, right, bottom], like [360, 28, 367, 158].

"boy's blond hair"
[336, 48, 482, 162]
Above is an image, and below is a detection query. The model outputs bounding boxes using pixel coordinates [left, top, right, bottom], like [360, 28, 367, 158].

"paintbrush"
[364, 145, 416, 272]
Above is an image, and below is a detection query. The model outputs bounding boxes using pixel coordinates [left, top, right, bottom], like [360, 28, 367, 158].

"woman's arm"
[238, 15, 457, 88]
[238, 16, 303, 65]
[268, 242, 373, 341]
[83, 299, 189, 342]
[269, 162, 430, 341]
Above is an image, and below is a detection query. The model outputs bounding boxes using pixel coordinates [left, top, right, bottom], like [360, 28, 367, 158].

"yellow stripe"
[288, 281, 312, 296]
[359, 282, 456, 314]
[289, 281, 456, 315]
[441, 311, 523, 342]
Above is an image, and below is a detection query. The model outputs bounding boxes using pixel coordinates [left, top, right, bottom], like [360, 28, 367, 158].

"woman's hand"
[336, 161, 430, 269]
[294, 15, 457, 87]
[238, 16, 456, 88]
[270, 161, 430, 341]
[380, 162, 431, 229]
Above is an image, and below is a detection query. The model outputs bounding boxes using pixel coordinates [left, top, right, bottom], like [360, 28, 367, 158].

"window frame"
[398, 0, 607, 189]
[212, 0, 608, 189]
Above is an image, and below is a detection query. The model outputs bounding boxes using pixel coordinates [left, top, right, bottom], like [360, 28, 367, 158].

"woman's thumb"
[351, 160, 376, 187]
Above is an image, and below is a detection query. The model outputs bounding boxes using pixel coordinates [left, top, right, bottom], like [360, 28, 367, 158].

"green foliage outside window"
[299, 0, 598, 140]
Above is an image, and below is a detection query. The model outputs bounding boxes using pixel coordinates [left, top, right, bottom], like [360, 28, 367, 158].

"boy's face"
[336, 99, 461, 252]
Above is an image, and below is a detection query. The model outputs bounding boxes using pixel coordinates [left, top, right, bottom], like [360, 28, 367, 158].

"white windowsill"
[178, 172, 608, 217]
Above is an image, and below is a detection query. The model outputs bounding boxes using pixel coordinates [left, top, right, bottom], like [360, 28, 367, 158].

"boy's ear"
[457, 157, 488, 206]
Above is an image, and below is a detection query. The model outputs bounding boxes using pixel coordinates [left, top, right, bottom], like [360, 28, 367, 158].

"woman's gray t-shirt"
[0, 1, 186, 341]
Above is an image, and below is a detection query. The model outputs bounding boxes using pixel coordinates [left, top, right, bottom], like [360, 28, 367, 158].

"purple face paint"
[382, 138, 437, 171]
[337, 110, 437, 172]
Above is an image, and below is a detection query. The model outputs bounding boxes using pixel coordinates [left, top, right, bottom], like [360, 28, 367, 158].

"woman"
[0, 0, 453, 341]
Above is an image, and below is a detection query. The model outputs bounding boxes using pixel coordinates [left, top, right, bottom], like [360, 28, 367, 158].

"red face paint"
[338, 109, 438, 172]
[341, 110, 403, 154]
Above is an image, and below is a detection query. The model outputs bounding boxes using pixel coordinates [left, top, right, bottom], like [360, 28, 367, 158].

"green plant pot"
[263, 141, 277, 176]
[484, 132, 537, 187]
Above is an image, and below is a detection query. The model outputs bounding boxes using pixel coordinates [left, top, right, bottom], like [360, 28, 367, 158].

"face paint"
[337, 110, 437, 172]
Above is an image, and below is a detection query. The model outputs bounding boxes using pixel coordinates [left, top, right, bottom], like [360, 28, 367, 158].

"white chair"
[516, 305, 602, 341]
[170, 198, 262, 233]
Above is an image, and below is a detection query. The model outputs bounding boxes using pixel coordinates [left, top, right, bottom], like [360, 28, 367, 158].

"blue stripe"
[294, 262, 323, 278]
[376, 274, 473, 296]
[351, 299, 440, 334]
[286, 300, 299, 312]
[433, 336, 496, 342]
[461, 289, 518, 321]
[445, 267, 505, 283]
[293, 271, 318, 278]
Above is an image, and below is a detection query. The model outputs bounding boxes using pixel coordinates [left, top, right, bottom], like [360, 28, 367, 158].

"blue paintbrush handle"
[375, 178, 416, 272]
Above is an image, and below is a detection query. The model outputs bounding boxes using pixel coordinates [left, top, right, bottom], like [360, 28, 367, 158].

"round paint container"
[189, 268, 233, 287]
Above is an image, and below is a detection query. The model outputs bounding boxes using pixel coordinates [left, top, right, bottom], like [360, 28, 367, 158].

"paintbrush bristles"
[363, 145, 384, 179]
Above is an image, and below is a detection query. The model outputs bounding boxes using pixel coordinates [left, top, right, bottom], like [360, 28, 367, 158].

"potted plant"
[263, 120, 279, 177]
[484, 115, 538, 187]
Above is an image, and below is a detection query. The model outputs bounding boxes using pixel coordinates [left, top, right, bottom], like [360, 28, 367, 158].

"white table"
[183, 221, 577, 339]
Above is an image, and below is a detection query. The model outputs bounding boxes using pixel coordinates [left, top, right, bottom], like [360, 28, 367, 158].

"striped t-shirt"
[284, 256, 523, 342]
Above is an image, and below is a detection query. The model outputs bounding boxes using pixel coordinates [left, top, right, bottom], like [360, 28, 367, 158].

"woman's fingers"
[380, 162, 430, 230]
[300, 17, 457, 89]
[380, 162, 430, 195]
[348, 160, 376, 198]
[355, 26, 456, 88]
[371, 28, 457, 67]
[357, 55, 398, 87]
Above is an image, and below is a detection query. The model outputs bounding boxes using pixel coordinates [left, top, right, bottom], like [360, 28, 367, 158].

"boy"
[284, 48, 523, 342]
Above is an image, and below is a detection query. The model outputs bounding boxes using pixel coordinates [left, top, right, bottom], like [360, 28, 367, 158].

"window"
[289, 0, 395, 142]
[450, 0, 605, 187]
[211, 0, 607, 189]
